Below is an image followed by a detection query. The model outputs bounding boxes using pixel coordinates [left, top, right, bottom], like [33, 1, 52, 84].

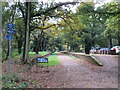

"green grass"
[11, 49, 19, 58]
[38, 55, 59, 66]
[29, 52, 36, 55]
[29, 51, 50, 56]
[38, 51, 50, 56]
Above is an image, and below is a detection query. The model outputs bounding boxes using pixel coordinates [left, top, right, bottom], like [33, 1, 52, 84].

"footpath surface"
[2, 54, 118, 88]
[44, 54, 118, 88]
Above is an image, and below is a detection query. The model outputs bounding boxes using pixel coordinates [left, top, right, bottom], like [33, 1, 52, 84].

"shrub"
[2, 73, 21, 83]
[2, 73, 29, 88]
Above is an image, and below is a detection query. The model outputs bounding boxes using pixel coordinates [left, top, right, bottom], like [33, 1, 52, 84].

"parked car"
[110, 46, 120, 55]
[99, 48, 110, 54]
[90, 47, 101, 54]
[90, 47, 96, 54]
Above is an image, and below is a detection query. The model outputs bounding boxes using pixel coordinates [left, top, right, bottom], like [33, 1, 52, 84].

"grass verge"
[29, 51, 50, 56]
[38, 55, 59, 66]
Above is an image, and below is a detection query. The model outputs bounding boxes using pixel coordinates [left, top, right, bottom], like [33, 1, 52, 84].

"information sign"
[5, 35, 12, 40]
[7, 23, 14, 31]
[36, 58, 48, 63]
[7, 23, 14, 35]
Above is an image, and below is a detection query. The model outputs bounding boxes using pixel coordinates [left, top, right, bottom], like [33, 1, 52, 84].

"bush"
[11, 49, 19, 58]
[2, 73, 29, 88]
[2, 73, 21, 83]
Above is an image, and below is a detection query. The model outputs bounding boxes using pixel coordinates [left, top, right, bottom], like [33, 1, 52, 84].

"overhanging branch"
[32, 2, 79, 17]
[81, 2, 120, 15]
[34, 24, 61, 30]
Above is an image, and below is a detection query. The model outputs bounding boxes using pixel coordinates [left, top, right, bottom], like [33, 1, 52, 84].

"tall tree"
[22, 1, 79, 62]
[76, 2, 97, 54]
[103, 2, 120, 46]
[23, 1, 31, 63]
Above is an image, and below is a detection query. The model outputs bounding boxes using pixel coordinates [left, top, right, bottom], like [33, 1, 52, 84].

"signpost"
[5, 23, 14, 73]
[36, 58, 48, 73]
[36, 58, 48, 63]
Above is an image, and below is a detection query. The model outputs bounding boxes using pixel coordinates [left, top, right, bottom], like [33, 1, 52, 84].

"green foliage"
[2, 1, 120, 61]
[104, 15, 119, 38]
[11, 49, 19, 57]
[29, 51, 50, 56]
[2, 73, 29, 88]
[28, 52, 36, 55]
[100, 2, 120, 46]
[76, 2, 97, 49]
[46, 36, 64, 52]
[15, 82, 29, 88]
[2, 73, 21, 83]
[34, 85, 41, 88]
[39, 51, 50, 56]
[76, 2, 120, 48]
[77, 2, 94, 15]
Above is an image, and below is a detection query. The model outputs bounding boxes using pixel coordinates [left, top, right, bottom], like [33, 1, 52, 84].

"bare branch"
[60, 16, 74, 31]
[18, 2, 25, 19]
[32, 2, 79, 17]
[33, 24, 61, 31]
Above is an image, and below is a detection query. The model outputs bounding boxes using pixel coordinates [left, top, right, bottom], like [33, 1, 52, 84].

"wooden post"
[36, 59, 38, 73]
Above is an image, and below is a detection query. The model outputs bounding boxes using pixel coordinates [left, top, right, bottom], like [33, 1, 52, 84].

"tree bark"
[109, 38, 112, 48]
[118, 36, 120, 46]
[23, 1, 31, 63]
[85, 45, 91, 54]
[84, 39, 91, 54]
[18, 40, 23, 54]
[35, 30, 43, 54]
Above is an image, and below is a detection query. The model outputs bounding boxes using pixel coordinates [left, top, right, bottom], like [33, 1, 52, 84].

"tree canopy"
[2, 1, 120, 62]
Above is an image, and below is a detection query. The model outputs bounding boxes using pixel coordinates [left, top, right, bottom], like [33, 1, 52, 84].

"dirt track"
[2, 54, 118, 88]
[44, 54, 118, 88]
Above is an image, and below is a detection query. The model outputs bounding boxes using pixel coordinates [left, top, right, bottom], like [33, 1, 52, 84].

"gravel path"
[44, 54, 118, 88]
[2, 54, 118, 88]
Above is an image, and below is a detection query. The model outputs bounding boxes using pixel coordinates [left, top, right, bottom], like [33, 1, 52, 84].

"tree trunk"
[33, 36, 38, 52]
[109, 38, 112, 48]
[35, 30, 44, 54]
[18, 40, 23, 54]
[85, 45, 91, 54]
[42, 37, 46, 51]
[84, 39, 91, 54]
[23, 1, 31, 63]
[41, 32, 45, 51]
[118, 36, 120, 46]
